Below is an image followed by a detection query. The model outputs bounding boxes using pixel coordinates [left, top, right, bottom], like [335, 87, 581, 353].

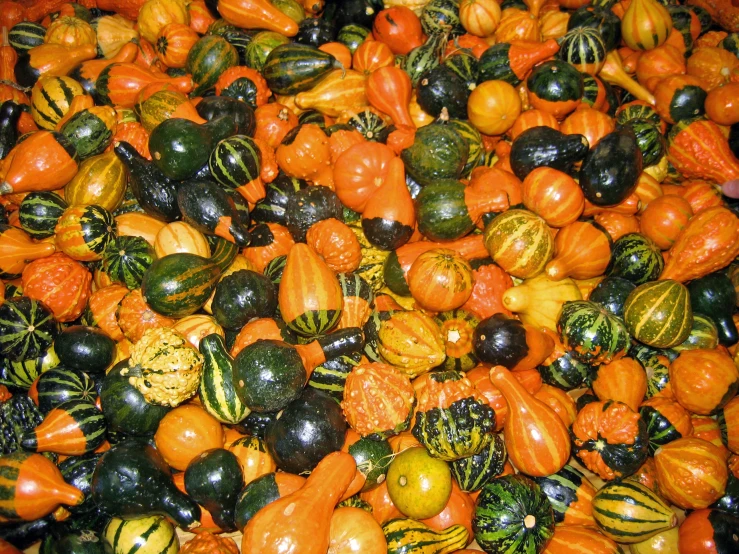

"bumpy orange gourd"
[670, 349, 739, 415]
[306, 218, 362, 274]
[275, 124, 334, 188]
[242, 451, 357, 554]
[489, 366, 570, 477]
[591, 357, 647, 412]
[667, 118, 739, 184]
[22, 253, 92, 323]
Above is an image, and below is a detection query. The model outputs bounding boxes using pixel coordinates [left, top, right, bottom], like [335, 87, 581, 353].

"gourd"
[241, 451, 356, 554]
[688, 272, 738, 345]
[378, 310, 446, 378]
[0, 297, 58, 363]
[20, 399, 106, 456]
[669, 349, 739, 415]
[185, 448, 244, 532]
[218, 0, 299, 36]
[502, 273, 582, 332]
[0, 226, 56, 279]
[199, 333, 249, 425]
[557, 300, 630, 366]
[623, 279, 693, 348]
[621, 0, 673, 51]
[103, 516, 179, 554]
[531, 464, 597, 527]
[545, 220, 612, 281]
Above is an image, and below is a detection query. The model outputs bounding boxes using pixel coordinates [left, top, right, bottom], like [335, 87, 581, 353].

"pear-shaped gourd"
[0, 225, 56, 278]
[20, 400, 106, 456]
[546, 220, 612, 281]
[489, 366, 571, 477]
[177, 179, 251, 247]
[502, 273, 582, 331]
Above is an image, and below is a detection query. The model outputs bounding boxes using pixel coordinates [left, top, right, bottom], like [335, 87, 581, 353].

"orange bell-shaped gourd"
[217, 0, 299, 36]
[68, 42, 140, 93]
[242, 451, 356, 554]
[489, 365, 571, 477]
[545, 220, 612, 280]
[278, 243, 343, 337]
[366, 66, 414, 128]
[361, 157, 416, 250]
[21, 400, 106, 456]
[660, 206, 739, 282]
[0, 451, 84, 522]
[0, 226, 56, 277]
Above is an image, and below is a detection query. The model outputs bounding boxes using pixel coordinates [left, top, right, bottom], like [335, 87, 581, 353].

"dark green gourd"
[184, 448, 244, 531]
[688, 272, 739, 346]
[177, 179, 251, 247]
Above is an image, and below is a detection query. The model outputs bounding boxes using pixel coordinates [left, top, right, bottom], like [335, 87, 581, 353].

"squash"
[306, 219, 361, 274]
[276, 124, 334, 188]
[526, 60, 584, 120]
[0, 296, 58, 363]
[670, 349, 739, 415]
[545, 220, 611, 281]
[407, 249, 473, 312]
[621, 0, 673, 51]
[218, 0, 299, 36]
[592, 357, 647, 412]
[668, 118, 739, 184]
[501, 273, 581, 332]
[152, 403, 223, 473]
[678, 509, 739, 554]
[623, 279, 693, 348]
[449, 433, 506, 493]
[378, 310, 445, 379]
[178, 532, 237, 554]
[531, 464, 596, 527]
[20, 399, 105, 456]
[383, 518, 469, 554]
[467, 79, 521, 136]
[522, 167, 583, 228]
[557, 300, 630, 366]
[21, 252, 91, 323]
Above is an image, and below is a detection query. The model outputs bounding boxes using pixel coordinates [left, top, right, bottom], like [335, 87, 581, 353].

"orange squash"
[509, 109, 559, 141]
[361, 156, 415, 249]
[294, 70, 369, 118]
[14, 43, 97, 88]
[545, 220, 611, 281]
[462, 262, 514, 320]
[686, 47, 738, 91]
[306, 218, 362, 274]
[86, 284, 128, 341]
[533, 383, 577, 427]
[230, 318, 286, 357]
[705, 82, 739, 126]
[678, 509, 737, 554]
[635, 44, 686, 92]
[333, 141, 395, 212]
[621, 0, 673, 51]
[639, 194, 693, 250]
[275, 124, 334, 188]
[599, 51, 656, 105]
[217, 0, 298, 36]
[543, 526, 621, 554]
[669, 349, 739, 415]
[407, 248, 474, 312]
[560, 107, 614, 148]
[243, 223, 294, 274]
[522, 167, 584, 228]
[654, 437, 728, 509]
[721, 396, 739, 454]
[117, 288, 175, 343]
[489, 365, 570, 477]
[44, 16, 97, 48]
[154, 221, 210, 258]
[495, 9, 539, 43]
[594, 211, 640, 242]
[352, 40, 395, 75]
[691, 415, 731, 460]
[179, 532, 239, 554]
[242, 451, 357, 554]
[254, 103, 298, 149]
[372, 7, 426, 56]
[228, 435, 277, 487]
[154, 404, 224, 471]
[667, 118, 739, 184]
[366, 66, 414, 128]
[420, 480, 475, 540]
[328, 507, 387, 554]
[591, 357, 647, 412]
[467, 80, 521, 136]
[0, 226, 56, 278]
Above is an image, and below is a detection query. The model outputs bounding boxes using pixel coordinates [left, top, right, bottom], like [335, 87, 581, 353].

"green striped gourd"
[421, 0, 463, 36]
[383, 518, 469, 554]
[619, 118, 666, 168]
[434, 309, 479, 372]
[8, 22, 45, 52]
[207, 235, 240, 272]
[55, 204, 117, 262]
[404, 33, 445, 88]
[631, 343, 673, 398]
[262, 43, 340, 95]
[557, 300, 630, 365]
[558, 27, 607, 75]
[21, 400, 106, 455]
[349, 221, 388, 292]
[673, 313, 719, 352]
[198, 333, 249, 424]
[0, 297, 58, 362]
[450, 433, 507, 492]
[18, 192, 68, 240]
[448, 119, 483, 177]
[101, 235, 156, 290]
[140, 253, 222, 318]
[0, 394, 43, 455]
[336, 24, 369, 54]
[243, 31, 290, 71]
[185, 34, 239, 96]
[623, 279, 693, 348]
[592, 480, 677, 543]
[307, 352, 362, 400]
[531, 464, 597, 526]
[209, 135, 262, 191]
[474, 474, 555, 554]
[34, 367, 96, 414]
[606, 233, 664, 285]
[4, 347, 59, 389]
[639, 397, 692, 455]
[30, 75, 84, 131]
[103, 515, 179, 553]
[59, 106, 117, 160]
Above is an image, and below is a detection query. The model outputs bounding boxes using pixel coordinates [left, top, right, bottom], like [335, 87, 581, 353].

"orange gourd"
[665, 180, 724, 214]
[522, 167, 584, 228]
[318, 42, 352, 70]
[352, 40, 395, 74]
[462, 262, 514, 320]
[594, 211, 640, 242]
[639, 194, 693, 250]
[254, 103, 298, 148]
[669, 349, 739, 415]
[328, 507, 387, 554]
[654, 437, 728, 509]
[560, 107, 614, 148]
[599, 51, 656, 105]
[0, 130, 78, 195]
[117, 288, 175, 343]
[86, 284, 128, 341]
[333, 141, 395, 212]
[372, 7, 426, 56]
[93, 62, 193, 109]
[14, 43, 97, 88]
[495, 9, 539, 43]
[217, 0, 298, 36]
[155, 22, 198, 69]
[668, 118, 739, 184]
[360, 480, 403, 525]
[408, 248, 474, 312]
[545, 220, 611, 280]
[660, 206, 739, 282]
[361, 156, 415, 249]
[686, 47, 738, 91]
[228, 435, 277, 486]
[242, 451, 357, 554]
[187, 0, 216, 34]
[509, 109, 559, 141]
[0, 226, 56, 278]
[621, 0, 673, 51]
[230, 318, 286, 357]
[179, 532, 239, 554]
[0, 2, 25, 28]
[635, 44, 686, 92]
[420, 481, 475, 540]
[691, 416, 731, 460]
[543, 526, 621, 554]
[154, 404, 224, 471]
[0, 452, 83, 522]
[459, 0, 501, 37]
[591, 357, 647, 412]
[45, 16, 97, 48]
[275, 124, 334, 188]
[705, 83, 739, 126]
[467, 80, 521, 136]
[721, 396, 739, 454]
[366, 66, 414, 128]
[294, 70, 369, 118]
[489, 365, 571, 477]
[306, 218, 362, 274]
[533, 383, 578, 427]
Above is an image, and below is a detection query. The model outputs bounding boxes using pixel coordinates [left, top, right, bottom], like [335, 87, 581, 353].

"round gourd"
[449, 433, 506, 492]
[557, 300, 630, 366]
[101, 236, 156, 290]
[467, 79, 521, 136]
[18, 192, 68, 239]
[400, 122, 469, 186]
[531, 464, 597, 526]
[672, 313, 718, 352]
[212, 270, 277, 330]
[606, 233, 664, 285]
[54, 325, 115, 374]
[64, 151, 127, 212]
[526, 60, 584, 119]
[104, 515, 178, 554]
[623, 279, 692, 348]
[434, 309, 480, 372]
[55, 204, 117, 263]
[30, 76, 84, 130]
[483, 209, 554, 279]
[45, 16, 97, 47]
[0, 297, 58, 362]
[408, 249, 473, 312]
[558, 27, 607, 74]
[34, 367, 96, 414]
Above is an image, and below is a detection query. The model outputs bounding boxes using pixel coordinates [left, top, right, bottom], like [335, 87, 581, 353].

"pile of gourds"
[1, 0, 739, 552]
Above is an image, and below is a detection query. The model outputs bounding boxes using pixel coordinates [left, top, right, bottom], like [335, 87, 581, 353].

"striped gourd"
[478, 43, 520, 86]
[348, 221, 388, 292]
[434, 309, 479, 371]
[21, 400, 106, 455]
[640, 397, 693, 455]
[544, 525, 622, 554]
[34, 367, 96, 414]
[5, 347, 60, 389]
[65, 150, 127, 212]
[0, 297, 58, 363]
[337, 272, 374, 329]
[558, 300, 630, 365]
[592, 480, 676, 543]
[243, 31, 290, 71]
[619, 118, 666, 168]
[531, 464, 597, 526]
[404, 33, 445, 87]
[18, 191, 68, 239]
[8, 22, 46, 52]
[421, 0, 463, 36]
[607, 233, 664, 285]
[621, 0, 672, 51]
[140, 253, 222, 318]
[278, 243, 343, 337]
[307, 352, 362, 400]
[450, 433, 506, 492]
[383, 518, 469, 554]
[474, 474, 555, 554]
[103, 515, 179, 553]
[336, 24, 370, 54]
[228, 435, 276, 485]
[558, 27, 607, 75]
[378, 310, 445, 378]
[623, 279, 692, 348]
[580, 73, 606, 110]
[59, 106, 117, 160]
[262, 43, 339, 95]
[30, 75, 84, 130]
[198, 333, 249, 424]
[185, 35, 239, 96]
[616, 102, 663, 128]
[673, 313, 719, 352]
[631, 343, 672, 398]
[251, 173, 307, 225]
[207, 235, 240, 272]
[483, 209, 554, 280]
[448, 119, 483, 177]
[101, 235, 155, 290]
[209, 135, 262, 194]
[443, 51, 478, 90]
[55, 204, 117, 262]
[264, 254, 287, 285]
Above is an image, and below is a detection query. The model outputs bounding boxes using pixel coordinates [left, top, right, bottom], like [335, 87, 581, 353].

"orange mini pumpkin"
[154, 403, 224, 471]
[670, 349, 739, 415]
[306, 218, 362, 274]
[639, 194, 693, 250]
[407, 248, 474, 312]
[591, 357, 647, 412]
[22, 253, 92, 323]
[117, 288, 176, 343]
[522, 167, 584, 228]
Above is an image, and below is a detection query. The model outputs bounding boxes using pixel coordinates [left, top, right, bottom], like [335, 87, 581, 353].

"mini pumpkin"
[306, 218, 362, 274]
[21, 253, 92, 323]
[669, 349, 739, 415]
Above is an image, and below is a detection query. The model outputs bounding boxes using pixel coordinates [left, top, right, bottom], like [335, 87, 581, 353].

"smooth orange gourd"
[154, 404, 224, 471]
[639, 195, 693, 250]
[0, 226, 56, 278]
[242, 451, 357, 554]
[366, 66, 414, 128]
[599, 51, 656, 105]
[545, 220, 612, 280]
[489, 366, 571, 477]
[217, 0, 298, 36]
[591, 357, 647, 412]
[522, 167, 584, 228]
[0, 131, 78, 195]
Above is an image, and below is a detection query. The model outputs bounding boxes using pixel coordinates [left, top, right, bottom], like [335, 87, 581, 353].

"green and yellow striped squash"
[383, 518, 469, 554]
[103, 515, 179, 554]
[209, 135, 262, 193]
[623, 279, 693, 348]
[415, 179, 476, 242]
[55, 204, 117, 262]
[558, 27, 607, 74]
[348, 221, 388, 293]
[20, 399, 106, 455]
[378, 310, 446, 379]
[140, 253, 222, 318]
[4, 347, 59, 389]
[8, 22, 46, 52]
[136, 89, 193, 133]
[557, 300, 630, 365]
[449, 433, 506, 493]
[243, 31, 290, 71]
[592, 480, 676, 544]
[64, 150, 127, 212]
[207, 235, 240, 272]
[531, 464, 597, 527]
[639, 397, 692, 455]
[0, 297, 58, 363]
[59, 106, 117, 160]
[185, 34, 239, 96]
[34, 367, 96, 414]
[606, 233, 664, 285]
[262, 43, 339, 95]
[30, 75, 84, 130]
[18, 191, 68, 240]
[306, 352, 362, 400]
[673, 313, 719, 352]
[101, 235, 156, 290]
[198, 333, 249, 424]
[483, 209, 554, 280]
[631, 343, 673, 398]
[448, 119, 483, 177]
[421, 0, 463, 35]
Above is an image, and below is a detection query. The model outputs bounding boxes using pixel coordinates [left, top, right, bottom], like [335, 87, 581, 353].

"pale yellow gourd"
[501, 273, 582, 331]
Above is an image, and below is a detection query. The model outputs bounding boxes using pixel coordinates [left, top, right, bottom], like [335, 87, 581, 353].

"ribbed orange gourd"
[366, 66, 414, 128]
[0, 451, 84, 522]
[591, 357, 647, 412]
[488, 365, 571, 477]
[408, 248, 474, 312]
[660, 206, 739, 282]
[278, 243, 343, 337]
[667, 118, 739, 184]
[545, 221, 611, 280]
[242, 451, 356, 554]
[522, 167, 584, 228]
[621, 0, 673, 51]
[22, 253, 92, 323]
